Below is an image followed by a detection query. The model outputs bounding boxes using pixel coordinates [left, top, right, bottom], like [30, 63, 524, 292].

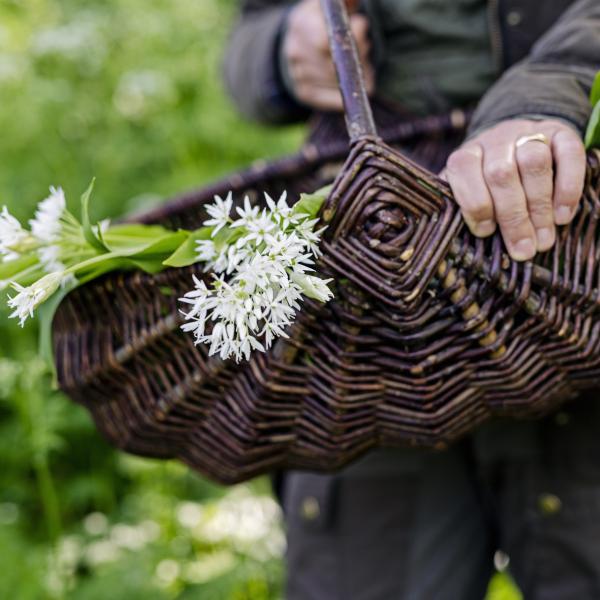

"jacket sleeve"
[468, 0, 600, 136]
[223, 0, 309, 124]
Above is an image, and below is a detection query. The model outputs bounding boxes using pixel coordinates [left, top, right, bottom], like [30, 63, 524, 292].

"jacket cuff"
[468, 64, 594, 137]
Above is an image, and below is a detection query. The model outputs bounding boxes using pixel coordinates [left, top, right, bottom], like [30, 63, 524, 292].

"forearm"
[469, 0, 600, 136]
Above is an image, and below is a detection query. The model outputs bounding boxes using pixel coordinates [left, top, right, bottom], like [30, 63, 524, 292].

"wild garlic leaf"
[101, 225, 188, 257]
[590, 71, 600, 107]
[80, 179, 108, 252]
[292, 185, 331, 220]
[585, 71, 600, 150]
[585, 101, 600, 150]
[163, 227, 211, 268]
[38, 277, 78, 386]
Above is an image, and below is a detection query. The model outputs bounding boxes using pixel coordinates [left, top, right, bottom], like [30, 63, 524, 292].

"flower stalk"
[2, 183, 332, 363]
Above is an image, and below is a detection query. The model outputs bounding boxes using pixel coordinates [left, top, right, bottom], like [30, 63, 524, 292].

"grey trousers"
[281, 394, 600, 600]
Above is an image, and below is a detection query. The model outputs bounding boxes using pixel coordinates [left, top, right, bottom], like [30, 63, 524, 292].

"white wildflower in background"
[7, 271, 64, 326]
[0, 206, 30, 261]
[180, 191, 332, 362]
[29, 186, 66, 243]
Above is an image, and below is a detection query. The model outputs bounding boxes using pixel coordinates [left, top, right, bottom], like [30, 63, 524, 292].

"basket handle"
[320, 0, 377, 141]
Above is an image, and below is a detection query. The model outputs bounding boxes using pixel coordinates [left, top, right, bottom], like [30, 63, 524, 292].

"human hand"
[282, 0, 374, 111]
[444, 119, 586, 261]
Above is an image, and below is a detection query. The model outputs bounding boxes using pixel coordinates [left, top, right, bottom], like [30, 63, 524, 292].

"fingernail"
[511, 238, 536, 261]
[536, 227, 555, 251]
[555, 205, 572, 225]
[474, 219, 496, 236]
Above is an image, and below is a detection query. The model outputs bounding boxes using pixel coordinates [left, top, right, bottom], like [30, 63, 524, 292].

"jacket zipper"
[487, 0, 504, 73]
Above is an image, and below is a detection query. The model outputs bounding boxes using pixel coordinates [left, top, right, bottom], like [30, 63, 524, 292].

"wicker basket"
[53, 0, 600, 484]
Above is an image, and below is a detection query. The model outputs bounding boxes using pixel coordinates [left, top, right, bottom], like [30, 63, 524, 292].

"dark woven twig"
[52, 0, 600, 483]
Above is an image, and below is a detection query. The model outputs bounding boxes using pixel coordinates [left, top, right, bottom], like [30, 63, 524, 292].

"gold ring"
[515, 133, 550, 148]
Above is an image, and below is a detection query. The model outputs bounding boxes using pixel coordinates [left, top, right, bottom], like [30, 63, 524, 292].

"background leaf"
[585, 101, 600, 149]
[590, 71, 600, 107]
[80, 179, 108, 252]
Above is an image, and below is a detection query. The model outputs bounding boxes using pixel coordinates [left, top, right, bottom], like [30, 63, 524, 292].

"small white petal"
[29, 186, 65, 243]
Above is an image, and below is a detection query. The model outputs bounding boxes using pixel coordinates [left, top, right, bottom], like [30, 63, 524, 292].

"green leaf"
[585, 101, 600, 149]
[292, 184, 332, 220]
[66, 251, 128, 279]
[80, 179, 108, 253]
[126, 256, 171, 274]
[103, 223, 175, 240]
[102, 225, 188, 257]
[214, 225, 245, 248]
[590, 71, 600, 107]
[163, 227, 212, 267]
[37, 278, 78, 387]
[0, 253, 39, 281]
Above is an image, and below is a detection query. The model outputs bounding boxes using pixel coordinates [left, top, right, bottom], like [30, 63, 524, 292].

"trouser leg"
[282, 444, 495, 600]
[479, 397, 600, 600]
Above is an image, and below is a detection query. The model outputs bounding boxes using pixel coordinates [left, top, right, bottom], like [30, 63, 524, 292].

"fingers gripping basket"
[53, 0, 600, 484]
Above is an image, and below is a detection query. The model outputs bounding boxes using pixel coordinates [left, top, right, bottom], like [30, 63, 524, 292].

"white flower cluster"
[180, 191, 332, 362]
[1, 186, 73, 326]
[29, 186, 65, 243]
[0, 206, 29, 262]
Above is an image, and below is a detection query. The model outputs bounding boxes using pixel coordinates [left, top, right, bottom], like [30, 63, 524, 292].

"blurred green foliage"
[0, 0, 521, 598]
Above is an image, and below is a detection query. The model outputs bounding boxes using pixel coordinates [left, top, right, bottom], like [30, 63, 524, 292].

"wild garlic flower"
[29, 186, 66, 243]
[38, 244, 65, 273]
[37, 245, 77, 287]
[181, 191, 332, 362]
[196, 239, 217, 263]
[7, 271, 64, 327]
[203, 192, 233, 237]
[265, 191, 293, 228]
[0, 206, 30, 262]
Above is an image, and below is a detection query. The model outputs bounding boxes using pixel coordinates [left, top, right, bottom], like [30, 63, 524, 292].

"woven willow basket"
[53, 0, 600, 483]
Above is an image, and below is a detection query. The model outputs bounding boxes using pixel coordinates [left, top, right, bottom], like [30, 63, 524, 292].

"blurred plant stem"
[15, 356, 62, 541]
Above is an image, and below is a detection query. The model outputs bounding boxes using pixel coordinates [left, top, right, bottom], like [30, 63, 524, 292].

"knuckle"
[528, 202, 553, 223]
[560, 138, 585, 153]
[497, 209, 530, 230]
[485, 159, 517, 187]
[446, 149, 475, 173]
[518, 146, 551, 175]
[556, 130, 585, 153]
[556, 181, 583, 203]
[459, 198, 493, 221]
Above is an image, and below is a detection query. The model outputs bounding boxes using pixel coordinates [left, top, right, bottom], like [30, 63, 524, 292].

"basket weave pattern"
[53, 133, 600, 483]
